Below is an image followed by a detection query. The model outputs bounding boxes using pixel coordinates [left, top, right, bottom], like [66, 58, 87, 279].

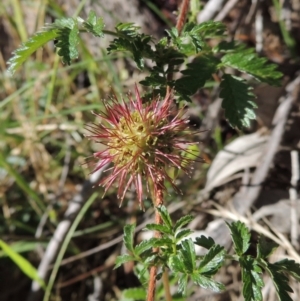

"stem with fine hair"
[144, 0, 193, 289]
[176, 0, 190, 35]
[146, 175, 168, 301]
[166, 0, 190, 95]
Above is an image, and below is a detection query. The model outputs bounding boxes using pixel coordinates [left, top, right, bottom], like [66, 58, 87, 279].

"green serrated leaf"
[139, 72, 167, 87]
[143, 255, 156, 268]
[168, 254, 186, 273]
[154, 41, 185, 65]
[266, 263, 294, 301]
[257, 236, 278, 259]
[107, 22, 153, 70]
[213, 40, 236, 53]
[134, 238, 157, 255]
[174, 215, 194, 231]
[174, 55, 219, 100]
[220, 74, 257, 129]
[168, 24, 204, 54]
[115, 22, 141, 36]
[178, 23, 205, 54]
[51, 18, 80, 65]
[0, 240, 45, 288]
[240, 257, 264, 301]
[179, 239, 196, 273]
[191, 273, 225, 292]
[122, 287, 146, 300]
[198, 245, 226, 275]
[194, 236, 215, 249]
[7, 29, 58, 75]
[171, 21, 225, 54]
[187, 21, 227, 39]
[124, 224, 135, 253]
[143, 223, 172, 235]
[227, 221, 251, 255]
[157, 37, 168, 47]
[272, 259, 300, 282]
[221, 49, 282, 85]
[134, 263, 149, 286]
[151, 237, 173, 248]
[156, 205, 173, 229]
[82, 11, 104, 37]
[178, 274, 188, 296]
[166, 27, 179, 40]
[175, 229, 193, 241]
[114, 254, 137, 269]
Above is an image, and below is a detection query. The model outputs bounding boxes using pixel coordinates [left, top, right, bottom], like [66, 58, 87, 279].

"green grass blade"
[0, 152, 45, 215]
[43, 192, 99, 301]
[0, 240, 46, 289]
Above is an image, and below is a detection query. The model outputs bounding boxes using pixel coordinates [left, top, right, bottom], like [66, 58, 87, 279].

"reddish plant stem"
[147, 3, 192, 298]
[147, 265, 158, 301]
[146, 177, 164, 301]
[166, 0, 190, 95]
[176, 0, 190, 35]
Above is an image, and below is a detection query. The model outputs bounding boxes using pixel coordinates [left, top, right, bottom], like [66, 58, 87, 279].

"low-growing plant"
[4, 1, 300, 301]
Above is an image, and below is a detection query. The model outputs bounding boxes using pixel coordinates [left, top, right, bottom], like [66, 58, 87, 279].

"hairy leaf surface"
[7, 29, 58, 75]
[220, 74, 257, 129]
[221, 49, 282, 85]
[227, 221, 251, 255]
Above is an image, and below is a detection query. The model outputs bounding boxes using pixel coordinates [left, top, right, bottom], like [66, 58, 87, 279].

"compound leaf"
[143, 223, 172, 235]
[185, 21, 226, 39]
[107, 23, 153, 69]
[51, 18, 80, 65]
[82, 11, 104, 37]
[198, 245, 226, 275]
[175, 229, 193, 241]
[191, 273, 225, 292]
[135, 238, 157, 255]
[178, 274, 188, 295]
[267, 263, 294, 301]
[156, 205, 173, 229]
[114, 254, 136, 269]
[227, 221, 251, 256]
[257, 236, 278, 259]
[168, 254, 186, 273]
[272, 259, 300, 282]
[174, 215, 194, 232]
[174, 55, 219, 101]
[169, 21, 226, 55]
[221, 49, 282, 85]
[240, 257, 264, 301]
[124, 224, 135, 253]
[7, 29, 58, 75]
[220, 74, 257, 129]
[179, 239, 196, 273]
[151, 237, 173, 248]
[194, 236, 215, 249]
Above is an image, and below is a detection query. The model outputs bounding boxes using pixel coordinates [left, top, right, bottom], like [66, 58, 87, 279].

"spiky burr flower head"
[86, 86, 199, 208]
